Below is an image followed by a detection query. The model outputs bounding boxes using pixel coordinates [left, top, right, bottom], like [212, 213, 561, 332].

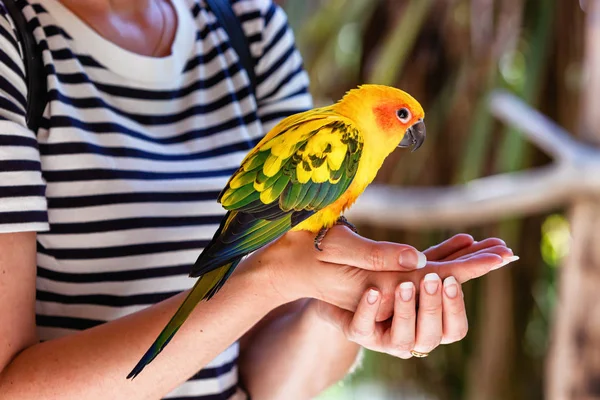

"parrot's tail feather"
[126, 261, 239, 380]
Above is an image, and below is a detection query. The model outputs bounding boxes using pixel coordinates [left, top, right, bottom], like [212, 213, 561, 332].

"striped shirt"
[0, 0, 311, 398]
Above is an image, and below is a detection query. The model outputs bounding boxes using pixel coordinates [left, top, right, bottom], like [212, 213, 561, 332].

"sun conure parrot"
[127, 84, 426, 379]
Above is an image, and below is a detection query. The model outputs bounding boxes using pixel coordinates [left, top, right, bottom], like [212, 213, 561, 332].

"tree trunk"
[547, 198, 600, 399]
[466, 269, 515, 400]
[547, 3, 600, 399]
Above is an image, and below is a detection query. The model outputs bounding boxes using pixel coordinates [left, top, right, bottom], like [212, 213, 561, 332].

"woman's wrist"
[236, 248, 304, 308]
[240, 237, 325, 305]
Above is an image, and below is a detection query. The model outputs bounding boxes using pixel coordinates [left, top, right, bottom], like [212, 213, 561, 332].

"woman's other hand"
[312, 272, 467, 358]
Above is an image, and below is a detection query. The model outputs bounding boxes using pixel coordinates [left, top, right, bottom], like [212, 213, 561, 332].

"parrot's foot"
[314, 216, 358, 251]
[314, 228, 328, 251]
[336, 215, 358, 234]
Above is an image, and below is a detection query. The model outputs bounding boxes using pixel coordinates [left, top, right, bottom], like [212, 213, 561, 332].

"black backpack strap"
[3, 0, 46, 132]
[205, 0, 257, 97]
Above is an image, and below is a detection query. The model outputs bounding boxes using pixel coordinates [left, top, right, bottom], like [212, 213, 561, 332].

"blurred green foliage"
[278, 0, 584, 398]
[540, 214, 570, 268]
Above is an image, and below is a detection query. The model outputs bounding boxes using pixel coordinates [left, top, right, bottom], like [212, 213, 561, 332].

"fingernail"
[423, 273, 439, 295]
[367, 289, 379, 305]
[491, 255, 520, 270]
[399, 282, 414, 302]
[399, 249, 427, 269]
[443, 276, 458, 299]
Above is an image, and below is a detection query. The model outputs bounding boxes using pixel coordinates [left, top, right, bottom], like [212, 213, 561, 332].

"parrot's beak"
[398, 119, 426, 152]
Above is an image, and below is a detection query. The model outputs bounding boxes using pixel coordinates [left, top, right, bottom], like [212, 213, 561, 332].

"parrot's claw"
[314, 228, 328, 251]
[313, 216, 358, 251]
[336, 215, 358, 233]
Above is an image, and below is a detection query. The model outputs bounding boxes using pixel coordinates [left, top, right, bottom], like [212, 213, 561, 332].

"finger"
[413, 273, 443, 354]
[491, 255, 520, 270]
[440, 276, 468, 345]
[388, 281, 416, 358]
[423, 234, 474, 261]
[453, 245, 514, 262]
[317, 226, 427, 271]
[427, 253, 504, 284]
[367, 253, 506, 311]
[346, 288, 382, 344]
[397, 253, 504, 292]
[440, 238, 507, 261]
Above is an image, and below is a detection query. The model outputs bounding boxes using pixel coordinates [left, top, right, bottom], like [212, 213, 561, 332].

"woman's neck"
[58, 0, 154, 15]
[54, 0, 177, 58]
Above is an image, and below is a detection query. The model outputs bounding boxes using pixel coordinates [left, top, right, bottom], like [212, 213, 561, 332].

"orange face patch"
[373, 102, 407, 133]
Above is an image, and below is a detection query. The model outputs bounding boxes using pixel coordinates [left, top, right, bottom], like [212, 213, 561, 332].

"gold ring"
[410, 350, 429, 358]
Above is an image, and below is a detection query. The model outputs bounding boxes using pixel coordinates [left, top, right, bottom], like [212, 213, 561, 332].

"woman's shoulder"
[0, 1, 26, 54]
[0, 1, 29, 119]
[230, 0, 275, 15]
[186, 0, 280, 28]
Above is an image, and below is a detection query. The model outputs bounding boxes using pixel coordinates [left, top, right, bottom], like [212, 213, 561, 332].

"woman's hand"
[306, 234, 518, 358]
[244, 228, 517, 361]
[312, 272, 465, 358]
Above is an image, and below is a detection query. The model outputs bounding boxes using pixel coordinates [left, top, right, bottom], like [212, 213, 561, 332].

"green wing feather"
[189, 117, 363, 277]
[127, 113, 363, 379]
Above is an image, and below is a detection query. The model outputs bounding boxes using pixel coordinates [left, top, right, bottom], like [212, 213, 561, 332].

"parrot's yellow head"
[334, 84, 426, 152]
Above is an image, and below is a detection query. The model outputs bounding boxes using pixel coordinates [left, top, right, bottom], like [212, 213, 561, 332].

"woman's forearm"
[239, 299, 361, 399]
[0, 265, 283, 400]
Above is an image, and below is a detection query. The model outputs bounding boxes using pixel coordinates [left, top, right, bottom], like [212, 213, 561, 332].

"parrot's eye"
[396, 108, 411, 123]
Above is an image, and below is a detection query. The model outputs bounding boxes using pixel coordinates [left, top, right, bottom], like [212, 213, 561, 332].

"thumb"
[317, 226, 427, 271]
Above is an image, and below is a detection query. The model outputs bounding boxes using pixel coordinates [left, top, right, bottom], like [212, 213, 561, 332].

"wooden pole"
[546, 3, 600, 399]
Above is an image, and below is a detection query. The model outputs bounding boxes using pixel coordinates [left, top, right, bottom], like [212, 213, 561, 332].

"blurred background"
[273, 0, 588, 399]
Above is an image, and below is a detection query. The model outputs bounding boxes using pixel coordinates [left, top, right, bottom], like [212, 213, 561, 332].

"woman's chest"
[38, 75, 263, 196]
